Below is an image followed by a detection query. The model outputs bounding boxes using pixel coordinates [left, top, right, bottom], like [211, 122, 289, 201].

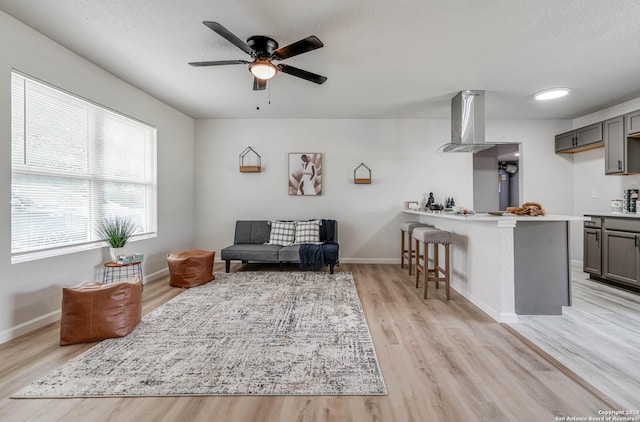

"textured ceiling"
[2, 0, 640, 119]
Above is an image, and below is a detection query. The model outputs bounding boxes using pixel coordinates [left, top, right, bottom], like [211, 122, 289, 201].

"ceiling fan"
[189, 21, 327, 91]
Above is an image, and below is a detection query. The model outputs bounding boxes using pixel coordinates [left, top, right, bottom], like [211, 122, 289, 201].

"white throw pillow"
[294, 220, 321, 244]
[267, 221, 296, 246]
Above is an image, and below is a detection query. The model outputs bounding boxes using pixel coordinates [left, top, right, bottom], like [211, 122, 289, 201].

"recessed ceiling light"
[534, 88, 570, 101]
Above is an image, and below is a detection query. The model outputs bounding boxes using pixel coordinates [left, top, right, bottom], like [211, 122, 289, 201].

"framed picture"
[288, 153, 322, 195]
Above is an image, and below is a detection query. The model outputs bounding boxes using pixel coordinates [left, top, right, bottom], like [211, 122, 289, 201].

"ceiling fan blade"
[278, 64, 327, 84]
[253, 77, 267, 91]
[272, 35, 324, 60]
[189, 60, 250, 67]
[203, 21, 254, 56]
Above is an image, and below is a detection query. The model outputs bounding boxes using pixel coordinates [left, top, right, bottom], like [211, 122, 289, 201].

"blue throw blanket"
[299, 242, 339, 271]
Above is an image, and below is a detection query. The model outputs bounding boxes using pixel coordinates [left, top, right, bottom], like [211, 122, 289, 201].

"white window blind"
[11, 72, 157, 262]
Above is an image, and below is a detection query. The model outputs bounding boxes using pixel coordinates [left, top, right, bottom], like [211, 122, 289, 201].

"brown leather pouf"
[60, 278, 142, 346]
[167, 249, 215, 288]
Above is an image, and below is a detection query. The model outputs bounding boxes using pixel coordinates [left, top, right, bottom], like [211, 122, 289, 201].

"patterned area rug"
[13, 272, 386, 398]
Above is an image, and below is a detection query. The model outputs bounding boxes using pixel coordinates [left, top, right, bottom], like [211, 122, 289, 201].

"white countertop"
[403, 209, 586, 222]
[583, 211, 640, 219]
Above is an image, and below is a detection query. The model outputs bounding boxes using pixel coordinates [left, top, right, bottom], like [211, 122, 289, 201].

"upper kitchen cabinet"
[626, 109, 640, 136]
[555, 122, 603, 153]
[605, 113, 640, 174]
[605, 116, 625, 174]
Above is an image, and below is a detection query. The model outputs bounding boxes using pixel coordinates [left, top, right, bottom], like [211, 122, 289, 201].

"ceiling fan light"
[534, 88, 570, 101]
[249, 60, 277, 80]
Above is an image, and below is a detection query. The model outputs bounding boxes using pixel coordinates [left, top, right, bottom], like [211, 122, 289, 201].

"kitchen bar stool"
[411, 226, 439, 288]
[413, 227, 452, 300]
[400, 221, 431, 275]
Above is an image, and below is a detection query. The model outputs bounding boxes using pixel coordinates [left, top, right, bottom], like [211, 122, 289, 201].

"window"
[10, 72, 157, 263]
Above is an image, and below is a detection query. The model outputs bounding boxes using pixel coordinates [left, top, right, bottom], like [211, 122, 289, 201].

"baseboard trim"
[340, 258, 400, 264]
[214, 258, 401, 265]
[0, 267, 171, 345]
[0, 309, 61, 345]
[145, 267, 169, 283]
[451, 284, 502, 322]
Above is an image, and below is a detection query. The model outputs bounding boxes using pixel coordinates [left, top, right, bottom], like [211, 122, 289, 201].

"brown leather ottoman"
[60, 278, 142, 346]
[167, 249, 215, 288]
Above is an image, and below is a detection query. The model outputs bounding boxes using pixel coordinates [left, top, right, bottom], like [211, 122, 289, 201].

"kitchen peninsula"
[403, 210, 586, 322]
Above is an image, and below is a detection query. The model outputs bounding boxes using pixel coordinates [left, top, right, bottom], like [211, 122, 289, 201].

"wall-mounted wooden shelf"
[239, 165, 261, 173]
[239, 147, 261, 173]
[354, 163, 371, 184]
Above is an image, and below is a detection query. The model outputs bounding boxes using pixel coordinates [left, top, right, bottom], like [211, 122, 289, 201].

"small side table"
[103, 261, 143, 284]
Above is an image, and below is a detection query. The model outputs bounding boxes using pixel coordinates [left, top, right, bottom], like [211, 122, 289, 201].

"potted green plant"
[95, 216, 140, 262]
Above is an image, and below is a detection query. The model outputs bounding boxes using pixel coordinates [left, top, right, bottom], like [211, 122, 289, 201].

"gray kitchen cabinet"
[626, 109, 640, 136]
[605, 114, 640, 174]
[584, 215, 640, 290]
[603, 229, 640, 286]
[583, 228, 602, 276]
[555, 131, 576, 152]
[555, 122, 603, 153]
[604, 116, 625, 174]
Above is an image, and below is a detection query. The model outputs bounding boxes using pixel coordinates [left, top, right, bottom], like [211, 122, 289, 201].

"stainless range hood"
[438, 90, 496, 153]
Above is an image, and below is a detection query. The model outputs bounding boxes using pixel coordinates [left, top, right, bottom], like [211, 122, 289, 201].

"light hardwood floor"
[0, 264, 613, 422]
[508, 265, 640, 411]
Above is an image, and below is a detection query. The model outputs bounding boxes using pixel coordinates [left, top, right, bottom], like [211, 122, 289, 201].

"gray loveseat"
[220, 220, 339, 273]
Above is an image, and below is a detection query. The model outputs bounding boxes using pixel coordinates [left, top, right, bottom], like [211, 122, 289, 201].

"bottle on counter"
[444, 197, 455, 209]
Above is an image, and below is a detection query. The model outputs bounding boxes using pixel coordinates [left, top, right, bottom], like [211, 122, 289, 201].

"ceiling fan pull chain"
[268, 80, 271, 105]
[256, 90, 260, 111]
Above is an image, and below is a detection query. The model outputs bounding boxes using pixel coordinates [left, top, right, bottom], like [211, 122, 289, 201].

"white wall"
[194, 118, 571, 263]
[0, 8, 594, 342]
[0, 11, 195, 342]
[487, 120, 574, 211]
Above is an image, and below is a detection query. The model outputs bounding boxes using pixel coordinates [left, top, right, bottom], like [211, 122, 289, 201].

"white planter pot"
[110, 247, 125, 263]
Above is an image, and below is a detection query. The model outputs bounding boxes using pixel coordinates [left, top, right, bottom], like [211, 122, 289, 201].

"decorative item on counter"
[239, 146, 261, 173]
[610, 199, 623, 213]
[425, 192, 435, 209]
[405, 201, 419, 210]
[506, 202, 547, 216]
[624, 189, 638, 213]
